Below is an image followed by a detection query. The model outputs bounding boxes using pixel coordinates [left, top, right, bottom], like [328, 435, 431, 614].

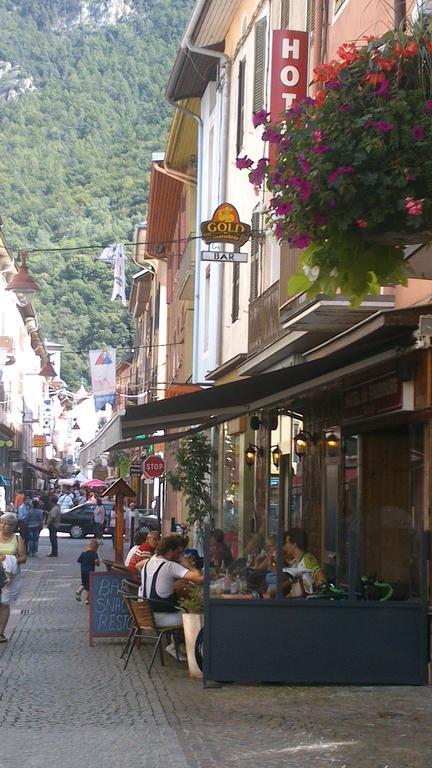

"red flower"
[356, 219, 368, 229]
[403, 42, 418, 59]
[405, 197, 424, 216]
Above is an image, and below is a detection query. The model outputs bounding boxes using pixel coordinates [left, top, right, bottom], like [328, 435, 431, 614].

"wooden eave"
[146, 162, 183, 258]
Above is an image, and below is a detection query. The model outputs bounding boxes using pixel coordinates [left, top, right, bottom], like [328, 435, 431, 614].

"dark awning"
[121, 305, 423, 439]
[80, 305, 423, 466]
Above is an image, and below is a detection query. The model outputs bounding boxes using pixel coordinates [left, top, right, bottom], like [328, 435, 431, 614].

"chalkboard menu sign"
[89, 571, 133, 645]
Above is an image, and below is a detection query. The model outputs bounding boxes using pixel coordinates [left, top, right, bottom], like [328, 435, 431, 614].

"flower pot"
[182, 612, 203, 679]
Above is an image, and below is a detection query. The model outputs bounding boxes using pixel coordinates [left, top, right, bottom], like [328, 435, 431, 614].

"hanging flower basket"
[238, 22, 432, 303]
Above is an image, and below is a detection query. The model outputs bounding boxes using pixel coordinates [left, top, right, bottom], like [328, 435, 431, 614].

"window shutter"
[280, 0, 290, 28]
[231, 261, 240, 323]
[236, 58, 246, 156]
[250, 212, 260, 301]
[253, 18, 267, 114]
[306, 0, 316, 32]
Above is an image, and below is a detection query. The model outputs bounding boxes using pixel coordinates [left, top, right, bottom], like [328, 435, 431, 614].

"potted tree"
[238, 21, 432, 303]
[167, 433, 212, 678]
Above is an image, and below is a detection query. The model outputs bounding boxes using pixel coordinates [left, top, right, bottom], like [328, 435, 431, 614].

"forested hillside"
[0, 0, 192, 388]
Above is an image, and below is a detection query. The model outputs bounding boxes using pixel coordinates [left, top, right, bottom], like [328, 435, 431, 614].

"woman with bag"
[93, 498, 105, 542]
[0, 512, 27, 643]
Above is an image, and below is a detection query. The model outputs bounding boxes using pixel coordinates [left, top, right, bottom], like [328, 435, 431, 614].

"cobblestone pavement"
[1, 534, 432, 768]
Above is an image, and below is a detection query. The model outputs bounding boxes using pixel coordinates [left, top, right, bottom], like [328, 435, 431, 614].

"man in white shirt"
[140, 534, 203, 627]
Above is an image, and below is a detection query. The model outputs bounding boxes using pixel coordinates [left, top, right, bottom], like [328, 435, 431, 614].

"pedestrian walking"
[58, 490, 73, 514]
[0, 512, 26, 643]
[76, 540, 100, 605]
[17, 495, 32, 554]
[108, 505, 116, 546]
[93, 498, 105, 542]
[27, 500, 44, 557]
[46, 495, 61, 558]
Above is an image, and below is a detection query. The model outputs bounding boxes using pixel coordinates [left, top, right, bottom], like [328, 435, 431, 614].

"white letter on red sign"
[280, 65, 300, 87]
[282, 38, 300, 59]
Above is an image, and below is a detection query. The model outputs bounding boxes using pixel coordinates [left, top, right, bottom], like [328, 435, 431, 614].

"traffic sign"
[142, 454, 165, 479]
[201, 250, 248, 262]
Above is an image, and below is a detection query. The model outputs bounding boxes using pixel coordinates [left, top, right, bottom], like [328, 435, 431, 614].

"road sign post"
[142, 454, 165, 479]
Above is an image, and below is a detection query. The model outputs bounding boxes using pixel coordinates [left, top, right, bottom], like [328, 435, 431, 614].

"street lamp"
[5, 251, 40, 307]
[39, 356, 57, 382]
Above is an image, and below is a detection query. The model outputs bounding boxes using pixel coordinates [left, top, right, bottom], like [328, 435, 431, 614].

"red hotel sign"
[270, 30, 309, 122]
[342, 373, 403, 421]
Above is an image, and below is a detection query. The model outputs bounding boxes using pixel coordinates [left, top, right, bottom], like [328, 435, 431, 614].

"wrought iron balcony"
[248, 281, 283, 356]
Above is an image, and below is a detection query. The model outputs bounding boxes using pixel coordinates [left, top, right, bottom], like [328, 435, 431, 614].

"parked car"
[137, 512, 160, 532]
[58, 501, 113, 538]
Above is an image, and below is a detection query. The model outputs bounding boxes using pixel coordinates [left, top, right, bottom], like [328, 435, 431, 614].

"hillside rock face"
[52, 0, 133, 30]
[0, 60, 36, 101]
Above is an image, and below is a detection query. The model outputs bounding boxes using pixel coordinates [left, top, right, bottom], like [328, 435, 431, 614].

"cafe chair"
[120, 582, 183, 675]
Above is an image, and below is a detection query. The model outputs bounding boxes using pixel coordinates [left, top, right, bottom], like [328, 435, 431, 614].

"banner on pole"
[89, 349, 116, 411]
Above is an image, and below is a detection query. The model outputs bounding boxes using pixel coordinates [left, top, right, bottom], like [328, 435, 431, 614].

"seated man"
[139, 534, 203, 628]
[126, 530, 160, 572]
[282, 528, 325, 597]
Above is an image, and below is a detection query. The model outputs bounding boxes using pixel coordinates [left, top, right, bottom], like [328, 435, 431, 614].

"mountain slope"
[0, 0, 192, 387]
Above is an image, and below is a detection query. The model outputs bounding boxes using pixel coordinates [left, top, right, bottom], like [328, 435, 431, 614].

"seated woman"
[282, 528, 325, 597]
[209, 529, 233, 569]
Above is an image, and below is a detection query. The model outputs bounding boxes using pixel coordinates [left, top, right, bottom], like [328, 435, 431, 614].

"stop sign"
[143, 454, 165, 479]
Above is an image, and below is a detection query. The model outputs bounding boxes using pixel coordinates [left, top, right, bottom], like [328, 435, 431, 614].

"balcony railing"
[248, 281, 283, 356]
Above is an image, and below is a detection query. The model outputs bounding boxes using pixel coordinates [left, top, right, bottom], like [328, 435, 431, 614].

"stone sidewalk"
[1, 533, 432, 768]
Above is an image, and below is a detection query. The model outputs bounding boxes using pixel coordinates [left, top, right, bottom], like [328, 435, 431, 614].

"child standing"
[76, 539, 100, 605]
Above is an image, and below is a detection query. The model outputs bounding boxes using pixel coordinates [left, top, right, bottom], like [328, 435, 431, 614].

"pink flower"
[236, 155, 253, 170]
[313, 130, 324, 143]
[411, 125, 425, 141]
[375, 121, 393, 132]
[356, 219, 368, 228]
[274, 201, 293, 216]
[328, 166, 354, 184]
[374, 78, 390, 97]
[425, 100, 432, 112]
[252, 110, 270, 128]
[292, 233, 312, 249]
[405, 197, 424, 216]
[290, 177, 313, 200]
[312, 144, 329, 154]
[297, 153, 309, 175]
[248, 157, 269, 188]
[275, 222, 285, 239]
[262, 126, 282, 143]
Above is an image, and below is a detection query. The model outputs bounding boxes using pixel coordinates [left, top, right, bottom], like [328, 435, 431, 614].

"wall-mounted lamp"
[75, 436, 84, 445]
[249, 415, 262, 431]
[72, 418, 81, 430]
[245, 442, 263, 467]
[5, 251, 40, 307]
[271, 444, 281, 468]
[269, 414, 278, 431]
[39, 356, 57, 382]
[325, 432, 340, 457]
[294, 430, 315, 458]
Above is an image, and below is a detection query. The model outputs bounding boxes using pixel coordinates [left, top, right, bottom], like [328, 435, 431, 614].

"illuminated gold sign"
[201, 203, 251, 246]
